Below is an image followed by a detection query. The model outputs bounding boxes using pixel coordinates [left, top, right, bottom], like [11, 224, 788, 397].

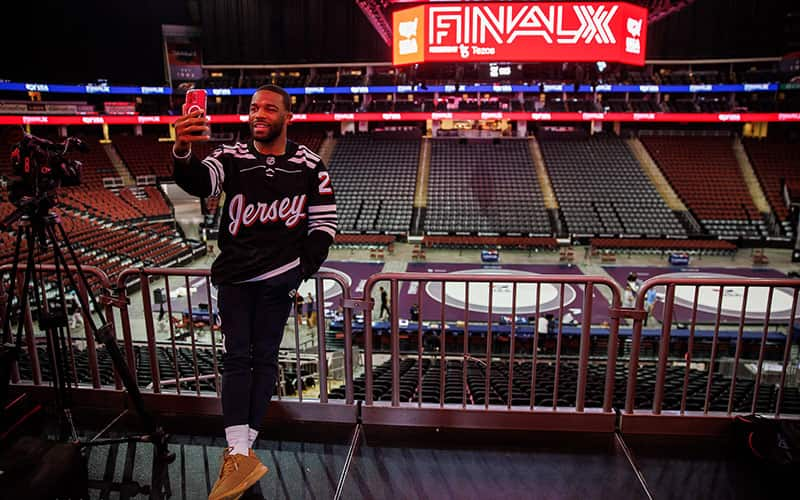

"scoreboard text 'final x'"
[393, 2, 648, 66]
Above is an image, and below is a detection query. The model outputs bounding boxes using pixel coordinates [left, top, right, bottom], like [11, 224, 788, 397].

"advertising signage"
[393, 2, 648, 66]
[2, 112, 799, 126]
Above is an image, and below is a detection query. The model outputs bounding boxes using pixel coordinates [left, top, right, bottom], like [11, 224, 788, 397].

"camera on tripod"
[7, 132, 87, 208]
[1, 132, 174, 493]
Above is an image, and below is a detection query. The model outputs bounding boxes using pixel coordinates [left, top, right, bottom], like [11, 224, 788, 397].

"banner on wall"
[163, 24, 204, 82]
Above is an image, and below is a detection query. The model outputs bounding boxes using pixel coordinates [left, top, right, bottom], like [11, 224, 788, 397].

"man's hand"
[173, 111, 210, 156]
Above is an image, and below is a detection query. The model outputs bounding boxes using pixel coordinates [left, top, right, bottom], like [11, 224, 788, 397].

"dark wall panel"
[1, 0, 191, 83]
[647, 0, 790, 59]
[199, 0, 389, 64]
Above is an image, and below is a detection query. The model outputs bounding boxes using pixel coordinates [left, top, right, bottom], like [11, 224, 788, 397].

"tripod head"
[0, 190, 59, 233]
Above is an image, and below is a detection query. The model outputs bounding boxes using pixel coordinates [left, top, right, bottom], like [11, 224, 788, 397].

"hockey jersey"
[173, 139, 336, 285]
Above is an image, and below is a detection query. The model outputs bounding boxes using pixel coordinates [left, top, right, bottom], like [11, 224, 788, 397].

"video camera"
[7, 132, 87, 207]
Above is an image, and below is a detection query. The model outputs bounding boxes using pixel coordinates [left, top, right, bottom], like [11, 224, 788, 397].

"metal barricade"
[358, 272, 625, 432]
[6, 263, 798, 434]
[110, 268, 355, 420]
[622, 276, 800, 435]
[1, 263, 115, 392]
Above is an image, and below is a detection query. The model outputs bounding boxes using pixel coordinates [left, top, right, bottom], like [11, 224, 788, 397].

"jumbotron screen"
[393, 2, 647, 66]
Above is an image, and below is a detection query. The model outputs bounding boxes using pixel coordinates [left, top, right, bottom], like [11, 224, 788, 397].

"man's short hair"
[254, 84, 291, 112]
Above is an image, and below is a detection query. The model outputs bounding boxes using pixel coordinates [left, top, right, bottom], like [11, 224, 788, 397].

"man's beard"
[251, 119, 284, 144]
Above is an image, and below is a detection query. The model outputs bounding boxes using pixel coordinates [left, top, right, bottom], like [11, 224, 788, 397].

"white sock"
[248, 427, 258, 449]
[225, 424, 250, 456]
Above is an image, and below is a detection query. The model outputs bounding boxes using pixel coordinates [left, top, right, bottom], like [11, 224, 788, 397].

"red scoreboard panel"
[393, 2, 647, 66]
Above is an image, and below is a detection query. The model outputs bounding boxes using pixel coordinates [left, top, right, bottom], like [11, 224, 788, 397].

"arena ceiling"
[0, 0, 795, 84]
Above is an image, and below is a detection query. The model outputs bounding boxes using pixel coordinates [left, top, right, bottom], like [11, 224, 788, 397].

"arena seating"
[630, 99, 662, 112]
[590, 237, 737, 255]
[423, 235, 557, 250]
[787, 179, 800, 203]
[288, 129, 325, 155]
[0, 206, 191, 290]
[334, 234, 395, 246]
[273, 73, 308, 88]
[337, 73, 365, 87]
[743, 139, 799, 237]
[118, 186, 172, 218]
[368, 72, 397, 86]
[114, 132, 321, 182]
[326, 358, 792, 413]
[425, 139, 550, 235]
[328, 132, 419, 234]
[113, 135, 217, 180]
[604, 99, 631, 112]
[539, 134, 686, 236]
[301, 99, 334, 113]
[112, 135, 173, 179]
[0, 162, 188, 291]
[307, 72, 337, 87]
[640, 135, 767, 238]
[14, 345, 798, 415]
[60, 187, 146, 221]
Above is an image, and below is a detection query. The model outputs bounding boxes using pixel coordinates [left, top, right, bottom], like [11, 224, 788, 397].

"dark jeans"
[218, 266, 301, 429]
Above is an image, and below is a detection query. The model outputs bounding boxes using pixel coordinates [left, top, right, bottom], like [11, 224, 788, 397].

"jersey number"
[318, 172, 333, 195]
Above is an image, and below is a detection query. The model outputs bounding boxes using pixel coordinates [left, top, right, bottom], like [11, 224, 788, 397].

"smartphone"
[183, 89, 207, 115]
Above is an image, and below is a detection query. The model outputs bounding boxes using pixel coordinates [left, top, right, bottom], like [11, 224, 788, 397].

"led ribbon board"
[393, 2, 648, 66]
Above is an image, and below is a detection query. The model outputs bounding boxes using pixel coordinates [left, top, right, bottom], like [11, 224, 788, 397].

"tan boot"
[208, 448, 268, 500]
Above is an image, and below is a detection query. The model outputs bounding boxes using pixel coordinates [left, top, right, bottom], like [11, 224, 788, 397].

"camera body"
[8, 133, 86, 207]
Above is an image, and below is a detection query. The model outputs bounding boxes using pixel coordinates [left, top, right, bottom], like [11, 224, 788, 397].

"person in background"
[305, 292, 314, 323]
[379, 286, 390, 321]
[295, 289, 305, 319]
[624, 272, 640, 308]
[644, 287, 657, 326]
[68, 291, 83, 329]
[537, 314, 549, 335]
[409, 303, 419, 322]
[545, 313, 557, 334]
[561, 310, 578, 327]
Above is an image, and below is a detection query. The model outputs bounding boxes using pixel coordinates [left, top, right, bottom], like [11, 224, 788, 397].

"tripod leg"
[13, 227, 41, 378]
[53, 222, 110, 328]
[25, 233, 76, 441]
[8, 225, 38, 352]
[49, 249, 79, 442]
[45, 221, 175, 468]
[150, 444, 173, 500]
[1, 227, 25, 343]
[0, 227, 27, 406]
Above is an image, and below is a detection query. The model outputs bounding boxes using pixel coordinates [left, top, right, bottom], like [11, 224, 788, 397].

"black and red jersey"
[173, 139, 336, 285]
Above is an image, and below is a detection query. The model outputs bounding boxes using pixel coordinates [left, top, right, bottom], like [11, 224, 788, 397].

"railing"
[1, 264, 117, 391]
[623, 276, 800, 434]
[355, 272, 624, 432]
[3, 265, 799, 436]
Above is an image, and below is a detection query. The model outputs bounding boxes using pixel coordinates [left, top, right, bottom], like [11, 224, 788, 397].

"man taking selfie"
[172, 84, 337, 499]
